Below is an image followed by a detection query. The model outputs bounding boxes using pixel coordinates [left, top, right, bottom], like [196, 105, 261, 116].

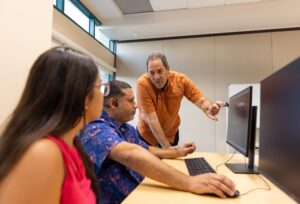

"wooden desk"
[123, 152, 296, 204]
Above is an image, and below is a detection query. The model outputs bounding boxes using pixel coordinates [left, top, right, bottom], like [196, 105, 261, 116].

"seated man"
[79, 80, 236, 204]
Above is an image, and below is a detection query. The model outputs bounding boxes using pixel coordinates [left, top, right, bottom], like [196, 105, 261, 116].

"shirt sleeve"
[182, 74, 204, 103]
[137, 77, 156, 113]
[80, 123, 125, 169]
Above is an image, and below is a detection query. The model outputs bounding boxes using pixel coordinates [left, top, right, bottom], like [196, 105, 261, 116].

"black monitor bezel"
[226, 86, 253, 157]
[225, 86, 258, 174]
[259, 57, 300, 202]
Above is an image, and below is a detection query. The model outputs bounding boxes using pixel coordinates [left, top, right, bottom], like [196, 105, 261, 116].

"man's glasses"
[96, 83, 110, 96]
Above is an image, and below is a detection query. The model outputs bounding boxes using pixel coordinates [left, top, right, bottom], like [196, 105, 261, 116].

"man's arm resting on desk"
[143, 111, 171, 148]
[148, 142, 196, 159]
[109, 142, 236, 198]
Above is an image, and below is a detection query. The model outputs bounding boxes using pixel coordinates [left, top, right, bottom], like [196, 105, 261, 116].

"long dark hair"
[0, 47, 99, 199]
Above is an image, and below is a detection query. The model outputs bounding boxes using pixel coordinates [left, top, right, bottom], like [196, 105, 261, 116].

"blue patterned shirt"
[79, 111, 149, 204]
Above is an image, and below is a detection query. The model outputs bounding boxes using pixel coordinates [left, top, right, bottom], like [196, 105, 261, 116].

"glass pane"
[64, 0, 89, 32]
[99, 69, 111, 83]
[95, 25, 110, 49]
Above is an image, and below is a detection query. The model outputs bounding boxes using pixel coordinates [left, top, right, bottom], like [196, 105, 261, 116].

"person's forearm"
[195, 97, 212, 113]
[148, 119, 171, 148]
[110, 142, 236, 197]
[112, 143, 191, 191]
[148, 146, 181, 159]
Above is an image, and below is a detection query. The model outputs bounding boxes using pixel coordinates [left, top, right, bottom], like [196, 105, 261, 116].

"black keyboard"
[184, 157, 216, 175]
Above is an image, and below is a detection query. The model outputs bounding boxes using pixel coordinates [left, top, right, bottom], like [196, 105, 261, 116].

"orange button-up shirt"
[137, 70, 203, 146]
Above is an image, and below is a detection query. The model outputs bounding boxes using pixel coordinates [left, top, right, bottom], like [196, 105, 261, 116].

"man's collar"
[101, 111, 123, 129]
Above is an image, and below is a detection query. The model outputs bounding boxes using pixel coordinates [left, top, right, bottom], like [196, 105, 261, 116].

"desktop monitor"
[260, 57, 300, 202]
[225, 86, 258, 174]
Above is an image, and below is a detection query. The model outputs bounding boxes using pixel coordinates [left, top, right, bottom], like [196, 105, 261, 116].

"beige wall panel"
[117, 41, 162, 81]
[0, 1, 53, 125]
[163, 38, 216, 152]
[116, 41, 163, 126]
[272, 30, 300, 72]
[52, 39, 61, 47]
[214, 33, 273, 152]
[52, 9, 114, 66]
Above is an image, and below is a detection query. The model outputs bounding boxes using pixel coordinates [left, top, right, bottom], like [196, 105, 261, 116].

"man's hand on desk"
[187, 173, 236, 198]
[148, 142, 196, 159]
[169, 142, 196, 157]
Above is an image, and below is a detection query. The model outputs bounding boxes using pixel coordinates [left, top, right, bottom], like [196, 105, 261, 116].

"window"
[64, 0, 89, 32]
[53, 0, 116, 54]
[100, 69, 112, 83]
[95, 26, 110, 49]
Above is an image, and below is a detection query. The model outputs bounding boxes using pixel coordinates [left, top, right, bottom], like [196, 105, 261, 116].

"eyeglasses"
[95, 83, 110, 96]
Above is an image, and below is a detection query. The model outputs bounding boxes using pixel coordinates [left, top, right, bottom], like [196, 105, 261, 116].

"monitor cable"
[215, 150, 236, 171]
[239, 175, 271, 196]
[214, 151, 271, 196]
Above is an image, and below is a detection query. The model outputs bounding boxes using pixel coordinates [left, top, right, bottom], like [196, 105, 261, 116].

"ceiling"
[82, 0, 300, 41]
[114, 0, 265, 14]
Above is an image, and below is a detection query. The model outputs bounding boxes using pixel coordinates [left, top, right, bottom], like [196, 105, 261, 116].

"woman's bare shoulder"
[0, 138, 65, 203]
[11, 138, 65, 180]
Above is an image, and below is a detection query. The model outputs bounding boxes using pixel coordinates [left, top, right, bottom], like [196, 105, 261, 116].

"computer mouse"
[227, 190, 240, 198]
[204, 190, 240, 198]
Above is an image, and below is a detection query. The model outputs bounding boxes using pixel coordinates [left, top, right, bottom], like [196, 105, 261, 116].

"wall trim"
[117, 27, 300, 43]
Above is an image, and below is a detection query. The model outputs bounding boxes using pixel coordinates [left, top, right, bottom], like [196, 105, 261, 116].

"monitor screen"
[226, 86, 252, 156]
[260, 57, 300, 202]
[226, 86, 258, 174]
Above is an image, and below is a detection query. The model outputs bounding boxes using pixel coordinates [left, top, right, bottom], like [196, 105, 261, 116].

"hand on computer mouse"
[187, 173, 236, 198]
[205, 189, 240, 198]
[227, 190, 240, 198]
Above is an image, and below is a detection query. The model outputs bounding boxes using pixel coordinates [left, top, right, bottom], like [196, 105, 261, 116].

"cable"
[215, 150, 236, 171]
[240, 174, 271, 196]
[214, 151, 271, 196]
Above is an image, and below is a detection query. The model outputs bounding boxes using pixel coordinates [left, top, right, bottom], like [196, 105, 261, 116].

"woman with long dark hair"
[0, 47, 108, 204]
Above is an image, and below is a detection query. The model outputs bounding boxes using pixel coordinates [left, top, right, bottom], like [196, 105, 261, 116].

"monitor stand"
[225, 163, 259, 174]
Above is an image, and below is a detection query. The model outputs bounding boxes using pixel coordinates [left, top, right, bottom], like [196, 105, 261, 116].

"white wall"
[0, 1, 53, 126]
[116, 30, 300, 152]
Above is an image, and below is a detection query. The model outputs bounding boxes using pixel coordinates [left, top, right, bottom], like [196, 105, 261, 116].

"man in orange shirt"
[137, 53, 224, 148]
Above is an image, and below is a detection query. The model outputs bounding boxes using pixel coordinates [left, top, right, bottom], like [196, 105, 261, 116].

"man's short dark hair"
[104, 80, 131, 107]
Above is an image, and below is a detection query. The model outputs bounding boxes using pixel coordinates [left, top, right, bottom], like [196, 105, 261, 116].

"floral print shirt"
[79, 111, 149, 204]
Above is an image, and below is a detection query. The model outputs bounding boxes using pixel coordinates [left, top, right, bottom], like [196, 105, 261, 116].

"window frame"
[54, 0, 116, 54]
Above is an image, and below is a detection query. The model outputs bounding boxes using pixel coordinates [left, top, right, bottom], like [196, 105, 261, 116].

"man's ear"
[106, 98, 118, 108]
[112, 98, 118, 107]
